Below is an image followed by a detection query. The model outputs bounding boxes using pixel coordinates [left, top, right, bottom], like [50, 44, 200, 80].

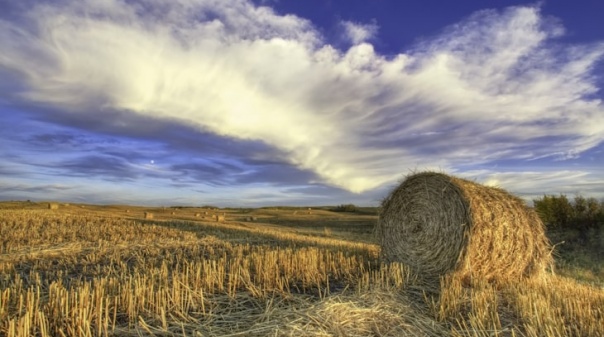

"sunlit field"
[1, 202, 602, 336]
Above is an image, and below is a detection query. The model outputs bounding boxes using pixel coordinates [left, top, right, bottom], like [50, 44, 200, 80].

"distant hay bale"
[217, 215, 225, 222]
[144, 212, 154, 219]
[48, 203, 59, 210]
[195, 213, 201, 217]
[377, 172, 552, 284]
[204, 211, 209, 215]
[125, 209, 130, 213]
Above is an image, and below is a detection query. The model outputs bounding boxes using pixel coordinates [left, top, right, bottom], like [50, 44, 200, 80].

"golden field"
[0, 202, 602, 336]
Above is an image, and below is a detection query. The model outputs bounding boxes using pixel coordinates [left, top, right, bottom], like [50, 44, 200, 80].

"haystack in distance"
[378, 172, 552, 284]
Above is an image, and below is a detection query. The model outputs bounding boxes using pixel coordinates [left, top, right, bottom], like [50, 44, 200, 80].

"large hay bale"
[144, 212, 154, 219]
[48, 203, 59, 210]
[378, 172, 552, 284]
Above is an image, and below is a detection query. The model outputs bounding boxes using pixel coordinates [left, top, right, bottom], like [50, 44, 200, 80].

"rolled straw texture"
[378, 172, 552, 283]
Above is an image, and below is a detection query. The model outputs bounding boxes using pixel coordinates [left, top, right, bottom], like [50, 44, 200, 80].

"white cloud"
[341, 20, 378, 45]
[0, 2, 603, 194]
[459, 169, 604, 202]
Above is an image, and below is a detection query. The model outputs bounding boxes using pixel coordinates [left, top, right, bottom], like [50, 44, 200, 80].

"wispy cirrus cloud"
[0, 0, 603, 200]
[459, 169, 604, 201]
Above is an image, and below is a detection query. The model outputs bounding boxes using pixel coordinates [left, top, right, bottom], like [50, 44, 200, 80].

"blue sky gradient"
[0, 0, 603, 206]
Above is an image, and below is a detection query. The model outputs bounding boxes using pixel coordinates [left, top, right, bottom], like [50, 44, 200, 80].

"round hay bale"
[48, 203, 59, 210]
[144, 212, 154, 219]
[378, 172, 552, 284]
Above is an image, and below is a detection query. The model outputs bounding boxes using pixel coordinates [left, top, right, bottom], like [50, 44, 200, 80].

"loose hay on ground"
[377, 172, 552, 285]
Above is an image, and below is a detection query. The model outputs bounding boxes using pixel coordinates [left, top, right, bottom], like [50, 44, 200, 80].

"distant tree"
[573, 195, 587, 219]
[570, 195, 603, 230]
[554, 194, 574, 228]
[534, 194, 573, 228]
[534, 195, 556, 227]
[331, 204, 357, 212]
[585, 197, 601, 226]
[534, 194, 603, 231]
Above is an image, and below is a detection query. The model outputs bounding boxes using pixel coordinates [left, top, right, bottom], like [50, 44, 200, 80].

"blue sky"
[0, 0, 603, 206]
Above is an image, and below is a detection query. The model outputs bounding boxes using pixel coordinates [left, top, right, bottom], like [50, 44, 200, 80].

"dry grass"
[0, 204, 602, 337]
[432, 274, 604, 337]
[378, 172, 552, 285]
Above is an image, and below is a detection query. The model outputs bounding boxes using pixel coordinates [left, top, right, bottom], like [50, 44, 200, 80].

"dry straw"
[48, 203, 59, 210]
[144, 212, 154, 219]
[378, 172, 552, 285]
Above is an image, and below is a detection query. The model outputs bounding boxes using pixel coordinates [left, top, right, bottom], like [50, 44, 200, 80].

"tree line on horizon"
[533, 194, 604, 232]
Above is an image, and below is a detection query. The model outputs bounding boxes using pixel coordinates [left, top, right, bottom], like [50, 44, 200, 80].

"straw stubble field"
[0, 202, 602, 336]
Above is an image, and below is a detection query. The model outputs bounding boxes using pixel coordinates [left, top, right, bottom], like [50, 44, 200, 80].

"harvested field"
[0, 202, 602, 337]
